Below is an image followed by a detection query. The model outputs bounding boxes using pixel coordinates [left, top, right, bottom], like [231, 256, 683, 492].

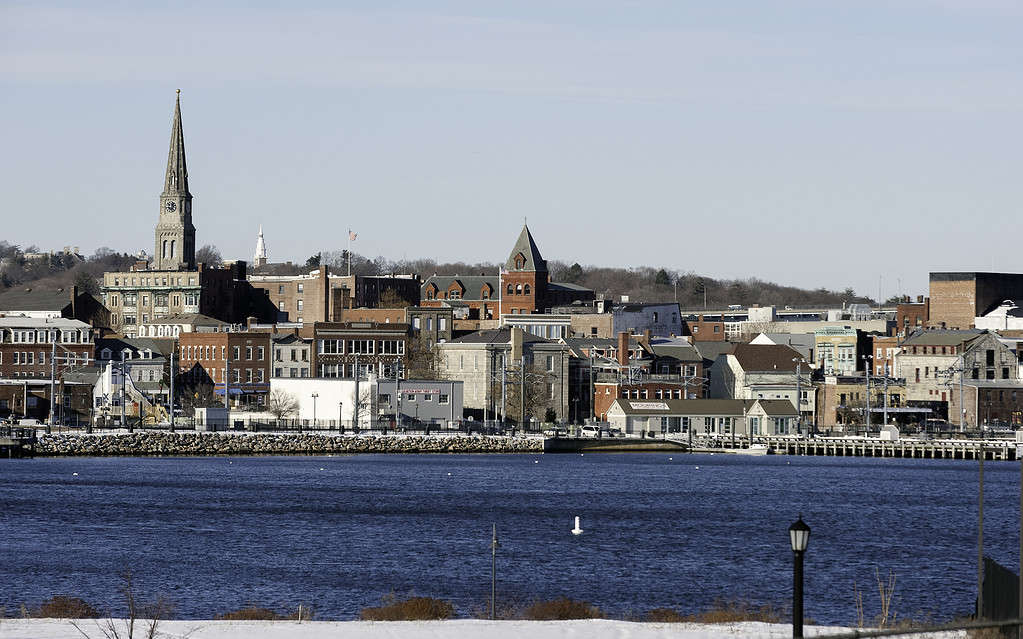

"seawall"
[33, 432, 545, 457]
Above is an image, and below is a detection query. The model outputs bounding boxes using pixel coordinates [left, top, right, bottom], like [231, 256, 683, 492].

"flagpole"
[347, 228, 351, 277]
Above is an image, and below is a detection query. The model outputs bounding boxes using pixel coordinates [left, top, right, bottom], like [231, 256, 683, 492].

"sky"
[2, 0, 1021, 299]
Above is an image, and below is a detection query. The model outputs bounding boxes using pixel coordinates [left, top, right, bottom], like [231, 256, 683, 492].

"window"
[278, 285, 284, 294]
[507, 284, 514, 295]
[297, 300, 303, 311]
[297, 283, 304, 293]
[439, 393, 449, 405]
[439, 318, 447, 331]
[523, 284, 531, 295]
[424, 393, 433, 402]
[516, 284, 522, 294]
[406, 393, 416, 402]
[257, 346, 265, 360]
[233, 346, 241, 360]
[274, 368, 282, 377]
[246, 346, 253, 360]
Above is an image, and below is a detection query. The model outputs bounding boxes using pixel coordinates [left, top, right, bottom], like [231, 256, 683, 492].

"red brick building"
[0, 318, 94, 379]
[895, 297, 929, 337]
[178, 330, 271, 407]
[310, 321, 410, 378]
[421, 225, 594, 318]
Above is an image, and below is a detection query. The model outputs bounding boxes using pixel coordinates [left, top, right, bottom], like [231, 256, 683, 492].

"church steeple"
[154, 90, 196, 271]
[163, 89, 190, 197]
[254, 225, 267, 267]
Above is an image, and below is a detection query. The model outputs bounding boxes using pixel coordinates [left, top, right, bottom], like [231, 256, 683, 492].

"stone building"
[100, 92, 277, 336]
[437, 326, 571, 426]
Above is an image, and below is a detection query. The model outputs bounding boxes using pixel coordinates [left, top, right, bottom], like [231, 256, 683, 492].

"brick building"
[310, 321, 410, 379]
[0, 318, 94, 379]
[248, 267, 421, 325]
[421, 225, 594, 318]
[871, 335, 900, 377]
[894, 297, 929, 337]
[683, 315, 727, 342]
[178, 331, 272, 408]
[929, 272, 1023, 330]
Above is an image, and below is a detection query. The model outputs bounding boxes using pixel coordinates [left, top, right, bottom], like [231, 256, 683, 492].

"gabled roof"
[646, 338, 702, 362]
[421, 275, 498, 301]
[0, 287, 86, 312]
[609, 398, 752, 416]
[692, 341, 737, 363]
[729, 343, 803, 372]
[141, 313, 226, 327]
[754, 399, 799, 417]
[902, 329, 984, 347]
[504, 225, 547, 272]
[447, 327, 550, 345]
[96, 336, 172, 359]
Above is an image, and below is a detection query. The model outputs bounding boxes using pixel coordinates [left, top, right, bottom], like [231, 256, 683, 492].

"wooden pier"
[0, 427, 37, 458]
[690, 435, 1020, 461]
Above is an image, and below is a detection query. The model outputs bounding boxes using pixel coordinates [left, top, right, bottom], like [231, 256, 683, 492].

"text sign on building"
[403, 388, 440, 394]
[629, 401, 669, 410]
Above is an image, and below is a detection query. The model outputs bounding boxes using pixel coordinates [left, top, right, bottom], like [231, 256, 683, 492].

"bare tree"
[194, 245, 222, 268]
[267, 389, 298, 422]
[70, 569, 175, 639]
[404, 340, 442, 380]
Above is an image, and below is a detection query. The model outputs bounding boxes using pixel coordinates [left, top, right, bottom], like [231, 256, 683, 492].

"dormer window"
[514, 253, 525, 269]
[101, 348, 111, 360]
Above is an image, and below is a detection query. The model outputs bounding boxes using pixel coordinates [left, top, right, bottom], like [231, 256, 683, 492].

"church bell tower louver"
[153, 89, 196, 270]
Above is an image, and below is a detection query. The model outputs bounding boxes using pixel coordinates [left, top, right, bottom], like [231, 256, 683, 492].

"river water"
[2, 453, 1019, 624]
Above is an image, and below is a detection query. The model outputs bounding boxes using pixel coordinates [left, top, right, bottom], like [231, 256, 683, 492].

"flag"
[349, 230, 358, 241]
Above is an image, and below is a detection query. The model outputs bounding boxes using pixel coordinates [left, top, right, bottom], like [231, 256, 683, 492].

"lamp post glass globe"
[789, 516, 811, 552]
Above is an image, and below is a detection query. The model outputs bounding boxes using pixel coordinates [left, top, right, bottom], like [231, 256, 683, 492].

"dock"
[690, 435, 1021, 461]
[0, 426, 37, 458]
[543, 437, 689, 454]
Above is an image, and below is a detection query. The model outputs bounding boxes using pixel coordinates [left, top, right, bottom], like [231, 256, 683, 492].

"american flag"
[349, 230, 358, 241]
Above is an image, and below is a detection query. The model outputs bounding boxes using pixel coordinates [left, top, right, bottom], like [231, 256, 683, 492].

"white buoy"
[72, 472, 78, 476]
[695, 466, 700, 469]
[571, 516, 583, 535]
[534, 460, 539, 464]
[319, 468, 324, 471]
[668, 457, 673, 461]
[447, 472, 452, 476]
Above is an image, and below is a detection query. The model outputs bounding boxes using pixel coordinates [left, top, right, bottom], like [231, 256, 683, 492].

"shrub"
[686, 599, 782, 624]
[216, 606, 283, 621]
[360, 595, 455, 621]
[646, 607, 686, 623]
[522, 597, 603, 621]
[32, 596, 100, 619]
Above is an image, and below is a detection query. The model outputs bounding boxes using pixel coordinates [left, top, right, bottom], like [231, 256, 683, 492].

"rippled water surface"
[2, 453, 1019, 624]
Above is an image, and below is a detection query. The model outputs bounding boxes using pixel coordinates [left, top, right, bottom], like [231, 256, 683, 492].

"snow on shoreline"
[0, 619, 967, 639]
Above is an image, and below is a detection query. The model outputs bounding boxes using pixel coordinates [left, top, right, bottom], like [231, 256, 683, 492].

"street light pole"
[789, 516, 811, 639]
[310, 392, 318, 432]
[491, 523, 499, 620]
[862, 355, 873, 435]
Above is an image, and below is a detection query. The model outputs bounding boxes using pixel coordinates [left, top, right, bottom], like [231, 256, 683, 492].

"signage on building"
[403, 388, 440, 394]
[629, 401, 669, 410]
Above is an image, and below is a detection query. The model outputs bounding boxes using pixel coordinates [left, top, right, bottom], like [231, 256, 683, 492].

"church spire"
[163, 89, 190, 196]
[254, 225, 267, 267]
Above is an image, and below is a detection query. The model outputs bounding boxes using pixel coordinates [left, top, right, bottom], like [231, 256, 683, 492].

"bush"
[216, 606, 283, 621]
[360, 595, 455, 621]
[32, 596, 100, 619]
[522, 597, 603, 621]
[646, 607, 686, 623]
[686, 600, 782, 623]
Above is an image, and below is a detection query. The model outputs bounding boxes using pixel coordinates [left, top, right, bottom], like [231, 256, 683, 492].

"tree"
[195, 244, 222, 268]
[73, 270, 101, 297]
[267, 389, 299, 422]
[405, 339, 442, 379]
[654, 269, 672, 287]
[565, 262, 584, 283]
[305, 252, 322, 268]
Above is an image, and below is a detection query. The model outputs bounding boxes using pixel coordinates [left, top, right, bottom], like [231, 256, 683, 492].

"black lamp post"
[789, 516, 811, 638]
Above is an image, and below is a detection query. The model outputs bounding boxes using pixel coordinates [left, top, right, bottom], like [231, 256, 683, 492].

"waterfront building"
[178, 330, 272, 409]
[708, 343, 814, 423]
[605, 398, 797, 437]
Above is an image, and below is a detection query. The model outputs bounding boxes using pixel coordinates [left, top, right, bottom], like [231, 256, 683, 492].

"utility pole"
[793, 358, 803, 436]
[353, 353, 360, 429]
[501, 353, 507, 428]
[960, 352, 966, 433]
[49, 341, 56, 434]
[882, 363, 889, 427]
[520, 354, 526, 431]
[121, 350, 127, 430]
[169, 348, 175, 431]
[224, 342, 231, 410]
[863, 355, 872, 435]
[588, 351, 594, 422]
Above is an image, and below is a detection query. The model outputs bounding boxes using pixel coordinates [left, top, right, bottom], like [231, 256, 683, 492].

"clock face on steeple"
[165, 201, 177, 212]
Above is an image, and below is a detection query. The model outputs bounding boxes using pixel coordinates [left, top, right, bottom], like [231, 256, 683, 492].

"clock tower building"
[153, 90, 196, 271]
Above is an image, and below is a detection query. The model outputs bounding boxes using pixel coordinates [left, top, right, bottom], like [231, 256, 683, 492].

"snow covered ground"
[0, 619, 965, 639]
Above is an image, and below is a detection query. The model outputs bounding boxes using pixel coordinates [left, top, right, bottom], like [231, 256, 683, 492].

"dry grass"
[29, 596, 100, 619]
[685, 600, 783, 624]
[216, 606, 284, 621]
[521, 597, 603, 621]
[646, 608, 687, 623]
[360, 595, 455, 621]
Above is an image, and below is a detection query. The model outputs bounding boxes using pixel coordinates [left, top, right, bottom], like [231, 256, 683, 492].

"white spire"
[254, 225, 267, 267]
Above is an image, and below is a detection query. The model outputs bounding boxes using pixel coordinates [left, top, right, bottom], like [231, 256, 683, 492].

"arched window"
[507, 284, 514, 295]
[170, 240, 176, 259]
[523, 284, 531, 295]
[516, 284, 522, 294]
[162, 240, 168, 259]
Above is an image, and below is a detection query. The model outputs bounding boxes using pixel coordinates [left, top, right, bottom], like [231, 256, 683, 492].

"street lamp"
[788, 516, 811, 639]
[792, 358, 807, 437]
[310, 392, 318, 433]
[338, 401, 344, 433]
[862, 355, 873, 435]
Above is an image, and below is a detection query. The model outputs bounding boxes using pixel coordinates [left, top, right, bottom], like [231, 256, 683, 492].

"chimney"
[617, 331, 629, 366]
[511, 326, 524, 362]
[917, 295, 923, 303]
[70, 285, 78, 319]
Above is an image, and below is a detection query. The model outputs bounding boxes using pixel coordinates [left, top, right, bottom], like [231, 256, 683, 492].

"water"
[2, 453, 1020, 625]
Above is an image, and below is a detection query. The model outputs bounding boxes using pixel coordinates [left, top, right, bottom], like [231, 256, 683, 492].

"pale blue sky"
[2, 0, 1021, 298]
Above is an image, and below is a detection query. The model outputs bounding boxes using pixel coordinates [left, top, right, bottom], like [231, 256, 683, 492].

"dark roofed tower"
[153, 90, 196, 271]
[500, 224, 549, 316]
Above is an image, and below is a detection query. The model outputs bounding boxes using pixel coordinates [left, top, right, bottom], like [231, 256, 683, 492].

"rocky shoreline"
[33, 432, 545, 457]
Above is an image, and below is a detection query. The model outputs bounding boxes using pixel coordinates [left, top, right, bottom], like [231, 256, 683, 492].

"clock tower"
[153, 90, 196, 270]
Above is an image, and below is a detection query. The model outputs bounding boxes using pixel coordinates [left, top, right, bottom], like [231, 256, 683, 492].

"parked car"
[542, 426, 568, 437]
[580, 425, 601, 438]
[607, 427, 626, 438]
